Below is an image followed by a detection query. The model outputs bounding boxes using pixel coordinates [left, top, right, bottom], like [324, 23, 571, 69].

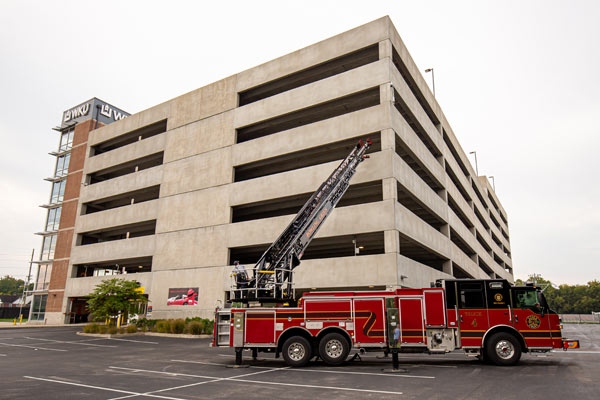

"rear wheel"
[282, 336, 312, 367]
[485, 332, 521, 366]
[319, 332, 350, 366]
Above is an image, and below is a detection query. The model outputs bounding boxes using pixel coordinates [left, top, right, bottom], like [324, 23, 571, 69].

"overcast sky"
[0, 1, 598, 285]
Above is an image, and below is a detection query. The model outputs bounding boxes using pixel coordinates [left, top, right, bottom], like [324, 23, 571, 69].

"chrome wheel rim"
[288, 342, 306, 361]
[325, 339, 344, 359]
[495, 340, 515, 360]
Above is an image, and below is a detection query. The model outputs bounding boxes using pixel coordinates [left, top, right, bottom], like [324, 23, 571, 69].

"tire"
[485, 332, 522, 366]
[318, 332, 350, 366]
[282, 336, 312, 367]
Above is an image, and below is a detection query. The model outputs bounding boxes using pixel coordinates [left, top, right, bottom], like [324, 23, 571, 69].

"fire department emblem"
[526, 315, 541, 329]
[494, 293, 503, 302]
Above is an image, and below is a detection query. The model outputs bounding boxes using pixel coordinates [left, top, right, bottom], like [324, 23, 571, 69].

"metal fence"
[0, 306, 29, 319]
[560, 313, 600, 323]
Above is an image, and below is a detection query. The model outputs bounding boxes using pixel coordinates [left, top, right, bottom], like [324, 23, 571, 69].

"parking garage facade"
[39, 17, 514, 324]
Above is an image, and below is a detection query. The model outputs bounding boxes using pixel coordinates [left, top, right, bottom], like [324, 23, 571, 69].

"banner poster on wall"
[167, 287, 199, 306]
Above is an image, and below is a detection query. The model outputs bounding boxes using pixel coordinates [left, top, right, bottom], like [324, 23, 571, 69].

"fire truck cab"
[213, 278, 578, 367]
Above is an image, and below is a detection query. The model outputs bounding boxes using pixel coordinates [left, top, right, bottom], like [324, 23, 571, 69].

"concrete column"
[382, 177, 397, 201]
[378, 39, 392, 60]
[442, 260, 453, 276]
[380, 83, 394, 104]
[380, 128, 395, 151]
[440, 223, 450, 238]
[384, 229, 399, 254]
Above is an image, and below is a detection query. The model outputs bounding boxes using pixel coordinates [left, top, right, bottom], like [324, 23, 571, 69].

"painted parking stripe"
[107, 337, 159, 344]
[0, 354, 6, 356]
[0, 342, 67, 352]
[551, 350, 600, 354]
[23, 376, 188, 400]
[174, 358, 434, 379]
[108, 366, 404, 396]
[107, 366, 291, 400]
[23, 336, 117, 348]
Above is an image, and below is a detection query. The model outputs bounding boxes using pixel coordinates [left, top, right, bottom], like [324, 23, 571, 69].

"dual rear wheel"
[282, 332, 350, 367]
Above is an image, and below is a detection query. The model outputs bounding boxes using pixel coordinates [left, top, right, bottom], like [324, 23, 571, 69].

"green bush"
[203, 319, 214, 335]
[108, 326, 118, 335]
[97, 325, 108, 334]
[170, 319, 186, 334]
[126, 325, 137, 334]
[83, 323, 100, 333]
[118, 327, 126, 334]
[186, 321, 203, 335]
[156, 320, 170, 333]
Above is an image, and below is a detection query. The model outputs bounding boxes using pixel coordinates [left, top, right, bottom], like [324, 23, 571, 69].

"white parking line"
[0, 342, 67, 352]
[0, 354, 6, 356]
[107, 337, 159, 345]
[23, 336, 117, 348]
[107, 366, 404, 396]
[214, 354, 435, 378]
[23, 376, 187, 400]
[107, 366, 290, 400]
[552, 350, 600, 354]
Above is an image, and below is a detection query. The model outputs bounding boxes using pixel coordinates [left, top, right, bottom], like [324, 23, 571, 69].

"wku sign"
[61, 98, 130, 127]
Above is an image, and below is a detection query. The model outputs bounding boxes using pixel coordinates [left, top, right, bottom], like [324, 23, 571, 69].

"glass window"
[458, 281, 485, 309]
[50, 180, 66, 204]
[41, 235, 57, 260]
[55, 153, 70, 177]
[59, 130, 74, 152]
[514, 289, 539, 309]
[30, 294, 48, 321]
[45, 207, 61, 231]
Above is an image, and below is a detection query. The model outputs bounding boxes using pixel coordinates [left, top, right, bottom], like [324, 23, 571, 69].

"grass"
[0, 318, 28, 322]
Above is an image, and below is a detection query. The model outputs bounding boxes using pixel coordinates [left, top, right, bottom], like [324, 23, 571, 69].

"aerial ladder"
[231, 138, 372, 303]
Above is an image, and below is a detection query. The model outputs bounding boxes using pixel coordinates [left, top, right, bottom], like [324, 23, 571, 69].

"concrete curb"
[77, 331, 211, 339]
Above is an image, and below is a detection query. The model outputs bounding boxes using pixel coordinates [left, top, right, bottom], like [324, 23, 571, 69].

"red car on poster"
[167, 288, 198, 306]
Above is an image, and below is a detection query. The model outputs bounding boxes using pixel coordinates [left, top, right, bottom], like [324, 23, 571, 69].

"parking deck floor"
[1, 324, 599, 399]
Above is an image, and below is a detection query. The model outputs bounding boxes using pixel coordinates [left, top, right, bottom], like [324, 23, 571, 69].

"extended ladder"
[231, 138, 372, 303]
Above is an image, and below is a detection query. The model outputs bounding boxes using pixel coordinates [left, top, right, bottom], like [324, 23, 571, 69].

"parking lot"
[1, 324, 599, 399]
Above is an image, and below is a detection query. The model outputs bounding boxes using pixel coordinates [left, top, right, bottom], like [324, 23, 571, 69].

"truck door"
[511, 288, 553, 349]
[485, 281, 512, 328]
[457, 281, 489, 347]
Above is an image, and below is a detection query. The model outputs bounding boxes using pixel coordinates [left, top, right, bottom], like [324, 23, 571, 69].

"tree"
[87, 279, 147, 325]
[516, 274, 600, 314]
[0, 275, 26, 295]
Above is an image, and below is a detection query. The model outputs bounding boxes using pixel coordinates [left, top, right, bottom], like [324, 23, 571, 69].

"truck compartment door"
[245, 311, 276, 345]
[353, 298, 386, 345]
[424, 289, 446, 328]
[398, 297, 425, 345]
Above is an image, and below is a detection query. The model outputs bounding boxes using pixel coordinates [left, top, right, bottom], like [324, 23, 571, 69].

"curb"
[77, 331, 212, 339]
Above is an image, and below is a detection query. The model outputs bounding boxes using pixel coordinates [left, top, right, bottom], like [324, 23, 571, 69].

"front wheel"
[282, 336, 312, 367]
[485, 332, 522, 366]
[319, 332, 350, 366]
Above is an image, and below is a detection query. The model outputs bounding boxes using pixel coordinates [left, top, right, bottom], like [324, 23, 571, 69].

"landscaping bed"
[81, 317, 214, 338]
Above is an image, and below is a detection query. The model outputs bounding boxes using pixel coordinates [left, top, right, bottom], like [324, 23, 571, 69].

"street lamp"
[469, 151, 479, 176]
[425, 68, 435, 97]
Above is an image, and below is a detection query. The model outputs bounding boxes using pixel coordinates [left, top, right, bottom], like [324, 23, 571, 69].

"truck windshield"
[537, 290, 552, 312]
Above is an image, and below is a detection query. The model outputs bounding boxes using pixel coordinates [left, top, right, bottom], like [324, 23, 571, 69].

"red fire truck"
[213, 280, 579, 367]
[213, 139, 579, 367]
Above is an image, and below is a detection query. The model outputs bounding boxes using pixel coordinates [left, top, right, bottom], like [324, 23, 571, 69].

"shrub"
[202, 319, 214, 334]
[126, 325, 137, 334]
[170, 319, 186, 334]
[118, 327, 126, 334]
[156, 320, 170, 333]
[83, 323, 100, 334]
[108, 326, 118, 335]
[97, 325, 108, 334]
[186, 321, 203, 335]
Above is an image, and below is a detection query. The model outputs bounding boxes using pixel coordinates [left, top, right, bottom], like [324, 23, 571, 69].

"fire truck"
[213, 139, 579, 367]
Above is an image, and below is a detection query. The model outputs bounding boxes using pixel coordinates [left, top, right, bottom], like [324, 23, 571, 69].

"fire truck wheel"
[485, 332, 521, 366]
[319, 332, 350, 366]
[282, 336, 312, 367]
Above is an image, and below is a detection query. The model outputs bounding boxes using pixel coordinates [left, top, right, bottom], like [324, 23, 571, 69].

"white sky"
[0, 0, 598, 285]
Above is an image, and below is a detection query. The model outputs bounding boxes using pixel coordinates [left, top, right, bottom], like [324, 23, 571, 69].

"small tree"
[87, 278, 147, 325]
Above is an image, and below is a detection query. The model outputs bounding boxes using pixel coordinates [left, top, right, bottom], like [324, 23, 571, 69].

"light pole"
[469, 151, 479, 176]
[425, 68, 435, 97]
[489, 176, 496, 191]
[19, 249, 34, 322]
